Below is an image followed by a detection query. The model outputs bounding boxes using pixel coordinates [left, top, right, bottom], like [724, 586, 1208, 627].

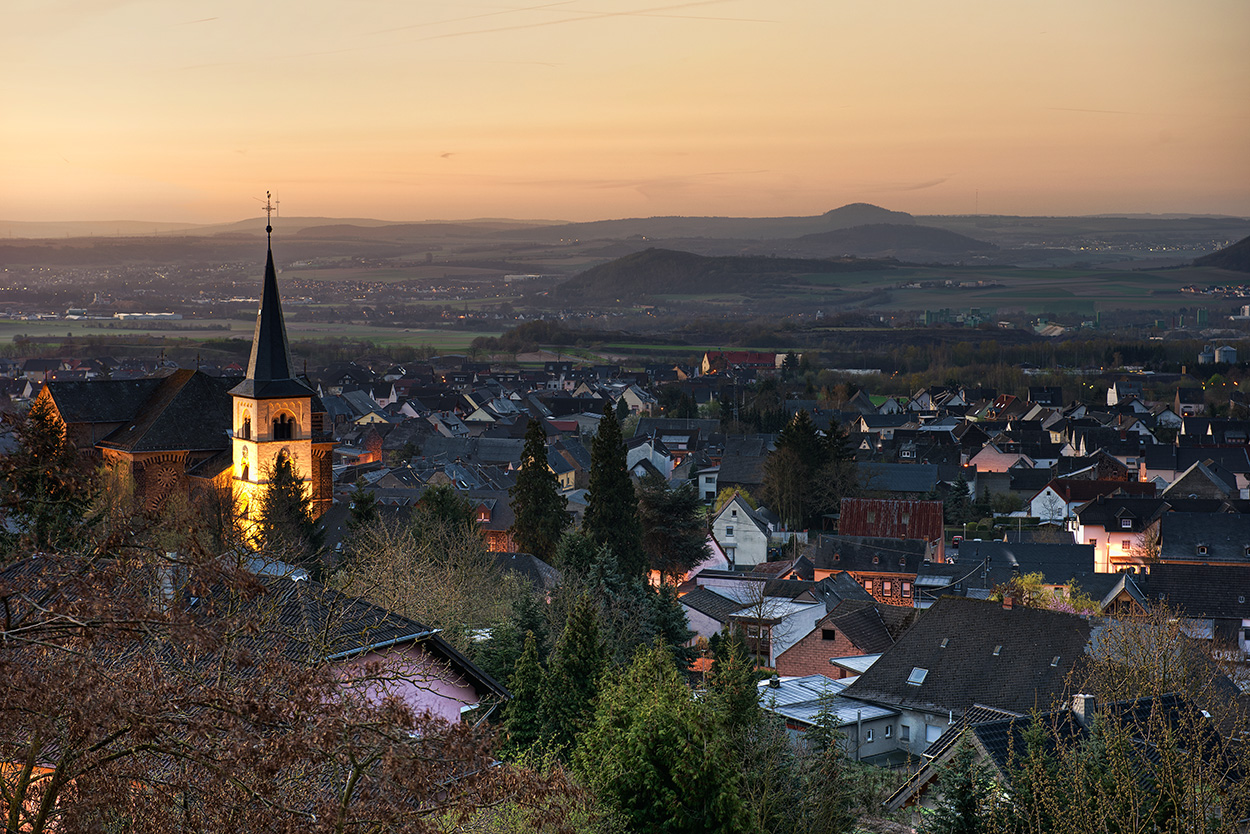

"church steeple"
[230, 194, 313, 399]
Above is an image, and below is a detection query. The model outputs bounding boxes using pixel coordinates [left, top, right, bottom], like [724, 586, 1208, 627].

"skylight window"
[940, 638, 949, 649]
[1051, 656, 1061, 667]
[907, 667, 928, 686]
[993, 645, 1002, 656]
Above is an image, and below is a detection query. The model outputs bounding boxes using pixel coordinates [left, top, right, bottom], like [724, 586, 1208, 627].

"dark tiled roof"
[1143, 562, 1250, 620]
[842, 596, 1092, 715]
[97, 370, 241, 454]
[858, 463, 940, 494]
[252, 574, 507, 700]
[492, 552, 562, 591]
[1158, 513, 1250, 563]
[45, 377, 164, 423]
[679, 586, 747, 622]
[824, 600, 897, 653]
[804, 534, 930, 574]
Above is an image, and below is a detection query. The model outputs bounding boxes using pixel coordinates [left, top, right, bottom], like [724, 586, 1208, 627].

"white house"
[711, 495, 772, 568]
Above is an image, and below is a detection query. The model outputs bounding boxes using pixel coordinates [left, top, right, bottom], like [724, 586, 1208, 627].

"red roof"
[839, 498, 944, 542]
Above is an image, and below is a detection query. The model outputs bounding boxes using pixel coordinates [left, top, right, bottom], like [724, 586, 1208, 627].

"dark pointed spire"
[230, 195, 313, 400]
[246, 242, 295, 383]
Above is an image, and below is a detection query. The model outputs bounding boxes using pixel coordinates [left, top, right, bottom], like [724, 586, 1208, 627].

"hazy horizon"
[4, 0, 1248, 224]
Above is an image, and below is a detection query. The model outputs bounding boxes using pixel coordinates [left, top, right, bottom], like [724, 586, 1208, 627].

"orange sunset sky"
[3, 0, 1248, 223]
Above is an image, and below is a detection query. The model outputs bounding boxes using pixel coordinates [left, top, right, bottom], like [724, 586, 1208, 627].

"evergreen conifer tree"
[583, 402, 644, 577]
[504, 631, 546, 755]
[922, 737, 995, 834]
[575, 641, 747, 834]
[638, 472, 708, 581]
[541, 593, 607, 755]
[509, 418, 570, 560]
[707, 636, 760, 733]
[1, 395, 93, 553]
[346, 478, 378, 531]
[255, 453, 324, 578]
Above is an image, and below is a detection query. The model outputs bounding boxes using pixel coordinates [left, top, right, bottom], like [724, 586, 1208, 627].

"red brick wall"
[776, 623, 862, 679]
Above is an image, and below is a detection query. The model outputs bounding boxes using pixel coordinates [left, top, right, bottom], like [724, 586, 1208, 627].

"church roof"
[230, 241, 315, 400]
[98, 370, 241, 454]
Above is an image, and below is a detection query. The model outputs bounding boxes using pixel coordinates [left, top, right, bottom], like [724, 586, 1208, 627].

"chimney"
[1072, 694, 1096, 728]
[1002, 595, 1014, 610]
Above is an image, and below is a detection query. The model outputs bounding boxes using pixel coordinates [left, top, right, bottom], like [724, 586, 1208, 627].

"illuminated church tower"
[230, 198, 333, 521]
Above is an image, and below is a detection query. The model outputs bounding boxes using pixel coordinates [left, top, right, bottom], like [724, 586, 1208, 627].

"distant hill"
[1195, 234, 1250, 272]
[517, 203, 915, 243]
[559, 248, 890, 301]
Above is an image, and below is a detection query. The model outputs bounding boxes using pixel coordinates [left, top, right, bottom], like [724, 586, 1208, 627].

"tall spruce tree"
[575, 641, 747, 834]
[1, 395, 93, 553]
[503, 631, 546, 755]
[541, 593, 607, 755]
[255, 453, 324, 579]
[637, 472, 708, 582]
[583, 402, 644, 577]
[762, 410, 829, 529]
[509, 418, 570, 560]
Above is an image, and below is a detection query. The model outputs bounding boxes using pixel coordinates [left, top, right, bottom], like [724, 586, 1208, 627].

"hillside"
[559, 248, 890, 301]
[518, 203, 914, 243]
[785, 223, 996, 258]
[1194, 234, 1250, 272]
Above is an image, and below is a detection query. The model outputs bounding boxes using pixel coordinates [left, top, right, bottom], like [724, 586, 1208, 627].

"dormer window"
[1120, 518, 1132, 529]
[872, 555, 879, 565]
[1197, 544, 1209, 556]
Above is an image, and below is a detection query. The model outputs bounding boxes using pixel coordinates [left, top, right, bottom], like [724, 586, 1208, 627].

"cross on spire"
[262, 190, 276, 238]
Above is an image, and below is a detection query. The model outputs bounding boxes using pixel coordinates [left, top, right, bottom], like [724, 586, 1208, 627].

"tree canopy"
[509, 418, 570, 561]
[583, 402, 644, 577]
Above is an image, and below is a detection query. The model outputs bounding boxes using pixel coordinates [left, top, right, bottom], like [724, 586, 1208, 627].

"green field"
[646, 265, 1237, 316]
[0, 318, 494, 352]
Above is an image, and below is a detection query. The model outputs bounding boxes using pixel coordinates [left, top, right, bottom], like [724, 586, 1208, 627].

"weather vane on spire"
[263, 190, 276, 238]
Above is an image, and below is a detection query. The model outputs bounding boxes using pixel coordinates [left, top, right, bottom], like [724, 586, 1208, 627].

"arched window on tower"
[240, 447, 249, 481]
[273, 412, 295, 441]
[240, 413, 252, 440]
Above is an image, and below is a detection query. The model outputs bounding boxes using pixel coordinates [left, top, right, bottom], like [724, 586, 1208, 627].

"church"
[36, 220, 335, 520]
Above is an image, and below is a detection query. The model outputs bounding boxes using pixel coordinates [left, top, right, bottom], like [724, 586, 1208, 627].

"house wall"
[712, 499, 769, 567]
[775, 623, 865, 679]
[336, 643, 481, 725]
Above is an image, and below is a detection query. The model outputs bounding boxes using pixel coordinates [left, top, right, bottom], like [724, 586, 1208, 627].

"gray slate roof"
[842, 596, 1092, 716]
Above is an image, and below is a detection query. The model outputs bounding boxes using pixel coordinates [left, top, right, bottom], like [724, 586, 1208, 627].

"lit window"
[907, 667, 928, 686]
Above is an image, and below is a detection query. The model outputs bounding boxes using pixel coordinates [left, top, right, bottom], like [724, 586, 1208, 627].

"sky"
[3, 0, 1248, 223]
